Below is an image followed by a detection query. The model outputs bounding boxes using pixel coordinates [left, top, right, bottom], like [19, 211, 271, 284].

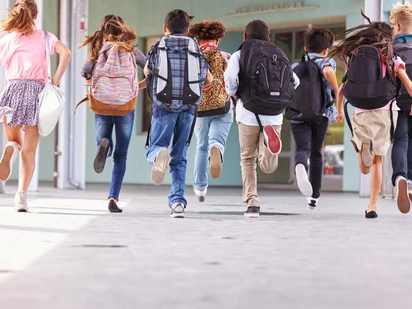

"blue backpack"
[146, 35, 209, 112]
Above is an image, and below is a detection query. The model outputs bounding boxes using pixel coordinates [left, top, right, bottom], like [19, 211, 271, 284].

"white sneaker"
[307, 197, 318, 210]
[194, 188, 207, 202]
[14, 191, 28, 212]
[395, 176, 410, 214]
[0, 141, 21, 181]
[151, 148, 170, 186]
[170, 202, 185, 218]
[295, 164, 313, 197]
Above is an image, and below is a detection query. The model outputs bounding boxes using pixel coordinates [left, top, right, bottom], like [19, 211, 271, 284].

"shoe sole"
[209, 146, 222, 179]
[244, 212, 260, 218]
[360, 140, 373, 169]
[396, 178, 410, 214]
[295, 164, 313, 197]
[263, 126, 282, 155]
[170, 213, 185, 218]
[197, 196, 205, 202]
[94, 138, 110, 174]
[152, 148, 170, 186]
[307, 205, 316, 210]
[0, 145, 15, 181]
[109, 208, 123, 213]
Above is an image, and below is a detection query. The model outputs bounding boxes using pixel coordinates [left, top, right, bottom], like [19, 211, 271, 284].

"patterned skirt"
[0, 80, 45, 127]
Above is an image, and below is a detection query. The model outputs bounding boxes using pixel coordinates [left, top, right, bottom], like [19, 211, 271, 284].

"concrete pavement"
[1, 183, 412, 309]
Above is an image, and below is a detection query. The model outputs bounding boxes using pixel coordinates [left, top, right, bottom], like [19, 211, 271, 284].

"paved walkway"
[1, 183, 412, 309]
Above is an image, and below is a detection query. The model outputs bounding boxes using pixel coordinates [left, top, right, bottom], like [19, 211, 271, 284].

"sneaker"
[94, 138, 110, 174]
[0, 141, 21, 181]
[307, 197, 318, 210]
[209, 146, 222, 179]
[244, 206, 260, 218]
[395, 176, 410, 214]
[170, 202, 185, 218]
[295, 164, 313, 197]
[263, 125, 282, 155]
[108, 199, 123, 213]
[194, 188, 207, 202]
[408, 181, 412, 200]
[14, 191, 28, 212]
[360, 139, 373, 169]
[152, 148, 170, 185]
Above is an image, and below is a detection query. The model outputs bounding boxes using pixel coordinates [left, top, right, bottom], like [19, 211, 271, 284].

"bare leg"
[19, 126, 40, 192]
[366, 155, 382, 213]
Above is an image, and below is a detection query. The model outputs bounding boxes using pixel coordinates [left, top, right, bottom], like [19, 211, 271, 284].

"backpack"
[146, 35, 208, 113]
[196, 47, 230, 117]
[237, 39, 294, 116]
[342, 46, 399, 110]
[393, 40, 412, 111]
[342, 45, 400, 141]
[285, 55, 327, 121]
[76, 42, 138, 116]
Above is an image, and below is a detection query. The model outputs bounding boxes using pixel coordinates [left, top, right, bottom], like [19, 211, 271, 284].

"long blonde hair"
[0, 0, 37, 35]
[79, 14, 137, 62]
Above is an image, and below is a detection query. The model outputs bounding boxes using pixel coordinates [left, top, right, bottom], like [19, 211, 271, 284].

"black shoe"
[244, 206, 260, 218]
[108, 199, 123, 213]
[94, 138, 110, 174]
[365, 210, 378, 219]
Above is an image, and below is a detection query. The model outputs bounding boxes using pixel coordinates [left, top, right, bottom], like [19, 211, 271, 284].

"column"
[57, 0, 88, 190]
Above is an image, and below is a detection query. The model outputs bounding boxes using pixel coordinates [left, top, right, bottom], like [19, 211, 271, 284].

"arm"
[204, 70, 213, 87]
[144, 61, 150, 77]
[323, 66, 339, 99]
[81, 60, 94, 80]
[52, 41, 71, 86]
[335, 84, 345, 123]
[224, 51, 241, 96]
[135, 48, 147, 70]
[139, 79, 147, 90]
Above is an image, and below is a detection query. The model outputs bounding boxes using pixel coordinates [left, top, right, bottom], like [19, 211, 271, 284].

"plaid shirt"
[148, 35, 209, 116]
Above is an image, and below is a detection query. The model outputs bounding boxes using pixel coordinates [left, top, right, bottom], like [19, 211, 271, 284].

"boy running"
[224, 20, 299, 218]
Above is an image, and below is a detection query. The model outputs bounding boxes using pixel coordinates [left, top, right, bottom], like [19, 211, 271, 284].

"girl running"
[188, 20, 233, 202]
[0, 0, 71, 212]
[80, 14, 145, 213]
[332, 13, 412, 218]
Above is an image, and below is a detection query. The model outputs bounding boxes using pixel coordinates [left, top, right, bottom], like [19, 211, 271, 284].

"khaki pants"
[238, 123, 281, 206]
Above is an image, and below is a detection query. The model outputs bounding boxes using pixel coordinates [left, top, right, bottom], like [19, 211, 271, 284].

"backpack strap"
[344, 101, 353, 136]
[145, 109, 153, 149]
[255, 114, 264, 132]
[389, 100, 395, 143]
[74, 95, 89, 115]
[186, 111, 197, 146]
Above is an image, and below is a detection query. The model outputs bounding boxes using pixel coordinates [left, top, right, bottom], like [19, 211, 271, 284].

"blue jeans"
[94, 111, 135, 201]
[193, 110, 233, 191]
[145, 111, 194, 207]
[392, 110, 411, 185]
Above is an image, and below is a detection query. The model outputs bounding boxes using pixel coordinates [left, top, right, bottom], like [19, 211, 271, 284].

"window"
[141, 36, 161, 133]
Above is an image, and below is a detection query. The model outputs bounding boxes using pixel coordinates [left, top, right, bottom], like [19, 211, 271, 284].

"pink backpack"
[77, 42, 138, 116]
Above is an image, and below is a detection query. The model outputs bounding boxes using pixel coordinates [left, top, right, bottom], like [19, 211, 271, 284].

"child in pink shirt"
[0, 0, 71, 212]
[333, 17, 412, 218]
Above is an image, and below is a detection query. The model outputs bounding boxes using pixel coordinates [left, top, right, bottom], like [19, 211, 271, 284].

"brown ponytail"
[0, 0, 38, 35]
[79, 14, 137, 62]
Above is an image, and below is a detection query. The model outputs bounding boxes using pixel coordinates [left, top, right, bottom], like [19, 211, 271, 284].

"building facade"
[6, 0, 404, 193]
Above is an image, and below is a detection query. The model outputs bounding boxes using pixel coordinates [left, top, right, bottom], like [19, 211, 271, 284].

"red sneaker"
[263, 125, 282, 155]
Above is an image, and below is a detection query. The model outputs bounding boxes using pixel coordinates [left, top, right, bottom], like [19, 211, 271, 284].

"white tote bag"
[37, 31, 64, 137]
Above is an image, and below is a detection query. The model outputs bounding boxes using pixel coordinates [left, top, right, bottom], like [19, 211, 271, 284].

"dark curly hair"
[188, 20, 227, 40]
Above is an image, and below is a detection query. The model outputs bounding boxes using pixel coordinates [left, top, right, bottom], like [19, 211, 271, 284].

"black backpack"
[393, 40, 412, 111]
[285, 54, 327, 121]
[343, 46, 400, 141]
[342, 46, 399, 110]
[238, 39, 294, 116]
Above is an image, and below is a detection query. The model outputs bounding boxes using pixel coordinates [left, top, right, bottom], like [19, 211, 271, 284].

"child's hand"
[335, 111, 344, 123]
